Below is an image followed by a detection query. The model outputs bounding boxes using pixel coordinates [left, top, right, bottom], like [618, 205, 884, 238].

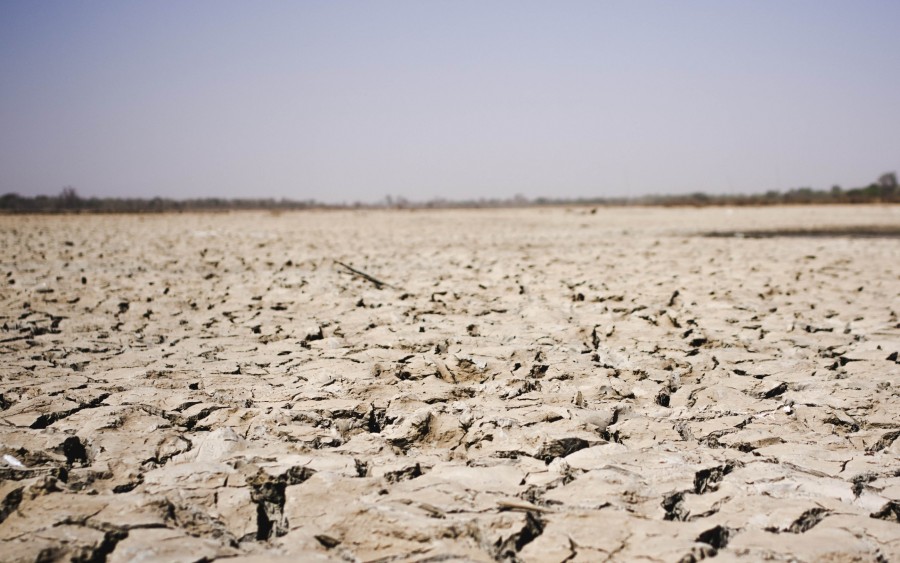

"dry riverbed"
[1, 205, 899, 562]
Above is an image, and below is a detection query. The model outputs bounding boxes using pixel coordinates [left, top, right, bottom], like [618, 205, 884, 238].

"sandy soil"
[1, 205, 899, 562]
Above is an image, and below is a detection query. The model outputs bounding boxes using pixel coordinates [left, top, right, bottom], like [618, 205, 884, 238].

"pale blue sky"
[1, 1, 898, 202]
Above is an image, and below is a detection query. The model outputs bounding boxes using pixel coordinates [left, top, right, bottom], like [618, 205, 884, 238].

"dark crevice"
[0, 465, 68, 483]
[494, 511, 545, 562]
[366, 405, 386, 433]
[825, 415, 860, 434]
[383, 463, 424, 484]
[248, 466, 316, 540]
[871, 501, 900, 522]
[694, 464, 733, 494]
[696, 525, 732, 551]
[600, 408, 624, 443]
[315, 534, 341, 549]
[0, 486, 24, 524]
[179, 406, 223, 430]
[662, 492, 688, 521]
[63, 436, 89, 466]
[354, 458, 370, 478]
[30, 393, 110, 429]
[255, 501, 276, 541]
[677, 545, 718, 563]
[112, 475, 143, 494]
[560, 537, 578, 562]
[536, 438, 589, 463]
[867, 430, 900, 453]
[78, 528, 129, 563]
[769, 508, 830, 534]
[655, 390, 670, 407]
[760, 382, 788, 399]
[851, 473, 877, 497]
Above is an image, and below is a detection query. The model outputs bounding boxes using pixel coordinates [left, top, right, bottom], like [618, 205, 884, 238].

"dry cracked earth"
[1, 205, 899, 563]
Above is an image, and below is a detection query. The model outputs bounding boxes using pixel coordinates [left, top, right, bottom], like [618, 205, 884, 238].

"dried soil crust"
[1, 205, 899, 562]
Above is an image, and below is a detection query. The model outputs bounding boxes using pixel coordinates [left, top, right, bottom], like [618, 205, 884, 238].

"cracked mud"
[2, 205, 899, 562]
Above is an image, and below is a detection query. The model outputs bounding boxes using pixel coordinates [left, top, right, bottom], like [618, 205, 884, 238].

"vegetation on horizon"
[2, 172, 897, 214]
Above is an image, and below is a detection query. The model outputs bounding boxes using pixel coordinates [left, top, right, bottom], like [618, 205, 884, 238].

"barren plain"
[1, 205, 899, 562]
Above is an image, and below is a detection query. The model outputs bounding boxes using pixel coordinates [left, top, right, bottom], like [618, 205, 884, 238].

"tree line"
[1, 173, 896, 214]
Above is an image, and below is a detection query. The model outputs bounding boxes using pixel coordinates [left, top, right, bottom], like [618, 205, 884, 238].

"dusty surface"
[1, 205, 899, 562]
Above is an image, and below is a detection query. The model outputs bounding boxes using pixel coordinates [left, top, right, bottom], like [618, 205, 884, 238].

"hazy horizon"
[2, 1, 899, 204]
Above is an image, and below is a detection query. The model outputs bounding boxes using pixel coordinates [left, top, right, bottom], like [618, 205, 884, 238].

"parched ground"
[1, 205, 899, 562]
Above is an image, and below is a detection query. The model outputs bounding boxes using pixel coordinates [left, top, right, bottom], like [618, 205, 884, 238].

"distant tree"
[58, 186, 82, 211]
[60, 185, 79, 201]
[0, 193, 23, 212]
[878, 172, 897, 200]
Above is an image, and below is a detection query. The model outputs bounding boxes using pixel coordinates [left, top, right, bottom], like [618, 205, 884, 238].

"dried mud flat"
[1, 205, 899, 563]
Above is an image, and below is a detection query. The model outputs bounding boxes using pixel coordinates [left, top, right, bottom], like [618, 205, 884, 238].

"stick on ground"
[334, 260, 399, 290]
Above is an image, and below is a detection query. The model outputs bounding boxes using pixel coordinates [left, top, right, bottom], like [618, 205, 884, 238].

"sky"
[1, 1, 899, 203]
